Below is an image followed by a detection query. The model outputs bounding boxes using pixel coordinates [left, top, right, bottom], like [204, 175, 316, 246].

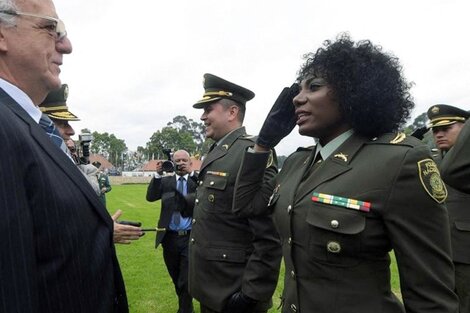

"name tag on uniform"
[311, 192, 371, 212]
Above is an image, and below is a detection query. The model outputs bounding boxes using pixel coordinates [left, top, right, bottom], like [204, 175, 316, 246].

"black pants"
[200, 304, 267, 313]
[162, 231, 193, 313]
[455, 262, 470, 313]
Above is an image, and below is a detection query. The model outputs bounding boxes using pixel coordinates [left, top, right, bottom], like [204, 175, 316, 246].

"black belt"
[167, 230, 191, 236]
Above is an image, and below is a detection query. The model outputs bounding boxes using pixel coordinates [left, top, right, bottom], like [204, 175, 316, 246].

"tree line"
[81, 115, 210, 170]
[84, 112, 432, 170]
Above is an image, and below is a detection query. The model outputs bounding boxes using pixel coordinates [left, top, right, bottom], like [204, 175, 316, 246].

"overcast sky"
[54, 0, 470, 156]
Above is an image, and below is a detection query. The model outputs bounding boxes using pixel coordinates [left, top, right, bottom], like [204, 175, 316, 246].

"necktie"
[174, 177, 186, 226]
[304, 148, 323, 179]
[38, 113, 71, 157]
[208, 143, 217, 153]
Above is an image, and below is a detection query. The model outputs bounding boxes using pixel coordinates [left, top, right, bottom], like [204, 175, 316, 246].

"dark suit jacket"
[234, 132, 458, 313]
[0, 89, 128, 313]
[440, 121, 470, 193]
[189, 127, 282, 312]
[146, 173, 198, 247]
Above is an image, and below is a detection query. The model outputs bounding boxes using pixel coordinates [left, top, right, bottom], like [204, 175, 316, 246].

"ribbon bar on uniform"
[311, 192, 371, 212]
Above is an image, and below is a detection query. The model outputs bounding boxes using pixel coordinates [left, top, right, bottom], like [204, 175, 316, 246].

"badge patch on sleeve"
[417, 159, 447, 203]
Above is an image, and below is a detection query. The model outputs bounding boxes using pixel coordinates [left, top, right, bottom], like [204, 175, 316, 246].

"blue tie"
[38, 113, 71, 158]
[174, 176, 186, 225]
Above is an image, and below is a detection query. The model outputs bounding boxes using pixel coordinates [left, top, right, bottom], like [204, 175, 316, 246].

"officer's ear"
[0, 25, 9, 52]
[227, 105, 240, 122]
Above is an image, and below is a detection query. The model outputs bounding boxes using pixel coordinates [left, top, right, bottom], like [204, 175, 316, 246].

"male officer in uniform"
[440, 115, 470, 194]
[189, 73, 281, 313]
[39, 84, 79, 148]
[146, 150, 197, 313]
[40, 85, 142, 244]
[93, 161, 112, 206]
[427, 104, 470, 158]
[428, 104, 470, 313]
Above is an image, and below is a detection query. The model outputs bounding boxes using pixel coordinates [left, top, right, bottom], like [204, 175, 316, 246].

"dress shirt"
[0, 78, 42, 123]
[169, 173, 192, 231]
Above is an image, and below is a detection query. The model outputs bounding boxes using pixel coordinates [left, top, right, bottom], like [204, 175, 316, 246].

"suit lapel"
[295, 134, 367, 202]
[0, 89, 112, 227]
[200, 127, 246, 173]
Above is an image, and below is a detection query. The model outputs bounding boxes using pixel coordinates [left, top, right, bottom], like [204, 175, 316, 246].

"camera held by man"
[161, 148, 181, 173]
[76, 132, 93, 165]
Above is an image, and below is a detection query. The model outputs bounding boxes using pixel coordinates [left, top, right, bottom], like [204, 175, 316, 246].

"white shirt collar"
[0, 78, 42, 123]
[316, 129, 354, 160]
[175, 173, 189, 181]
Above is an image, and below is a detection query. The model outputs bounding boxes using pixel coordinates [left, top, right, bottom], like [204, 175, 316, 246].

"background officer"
[440, 116, 470, 194]
[427, 104, 470, 156]
[428, 104, 470, 313]
[40, 85, 142, 245]
[93, 161, 112, 207]
[146, 149, 197, 313]
[189, 73, 281, 313]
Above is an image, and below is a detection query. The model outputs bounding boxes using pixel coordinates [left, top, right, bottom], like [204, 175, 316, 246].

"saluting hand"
[256, 83, 299, 149]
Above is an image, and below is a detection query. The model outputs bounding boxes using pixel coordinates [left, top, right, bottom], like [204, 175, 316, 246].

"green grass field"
[107, 184, 400, 313]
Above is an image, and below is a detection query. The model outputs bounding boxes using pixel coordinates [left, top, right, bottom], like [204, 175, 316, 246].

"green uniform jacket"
[234, 133, 458, 313]
[98, 172, 111, 205]
[439, 121, 470, 264]
[440, 121, 470, 194]
[189, 127, 282, 312]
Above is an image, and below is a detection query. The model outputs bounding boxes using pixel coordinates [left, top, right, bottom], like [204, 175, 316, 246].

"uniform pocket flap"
[455, 221, 470, 231]
[205, 247, 246, 263]
[203, 175, 227, 190]
[306, 203, 366, 235]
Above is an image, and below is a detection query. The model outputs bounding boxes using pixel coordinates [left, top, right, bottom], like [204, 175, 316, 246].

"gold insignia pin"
[222, 144, 229, 150]
[334, 153, 348, 162]
[390, 132, 406, 144]
[266, 151, 274, 168]
[431, 106, 439, 114]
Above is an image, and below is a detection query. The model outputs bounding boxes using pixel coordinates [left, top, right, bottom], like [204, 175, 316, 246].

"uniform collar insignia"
[333, 153, 348, 162]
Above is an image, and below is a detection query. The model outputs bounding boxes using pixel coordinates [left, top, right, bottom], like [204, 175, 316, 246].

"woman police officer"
[233, 34, 458, 313]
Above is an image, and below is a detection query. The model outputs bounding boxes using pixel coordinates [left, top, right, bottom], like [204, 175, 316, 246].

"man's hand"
[256, 83, 299, 149]
[411, 126, 428, 140]
[222, 291, 257, 313]
[112, 210, 143, 244]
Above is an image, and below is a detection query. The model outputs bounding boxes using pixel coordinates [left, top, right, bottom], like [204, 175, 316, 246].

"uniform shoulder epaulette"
[296, 145, 315, 152]
[368, 132, 416, 147]
[241, 134, 256, 142]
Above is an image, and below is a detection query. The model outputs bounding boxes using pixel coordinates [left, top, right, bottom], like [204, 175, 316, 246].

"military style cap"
[427, 104, 469, 128]
[193, 73, 255, 108]
[39, 84, 80, 121]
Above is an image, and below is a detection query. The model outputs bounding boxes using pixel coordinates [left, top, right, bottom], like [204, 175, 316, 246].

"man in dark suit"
[146, 150, 197, 313]
[0, 1, 128, 312]
[427, 104, 470, 313]
[189, 74, 281, 313]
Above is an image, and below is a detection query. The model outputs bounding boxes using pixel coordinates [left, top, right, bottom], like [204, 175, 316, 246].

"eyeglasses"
[0, 10, 67, 40]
